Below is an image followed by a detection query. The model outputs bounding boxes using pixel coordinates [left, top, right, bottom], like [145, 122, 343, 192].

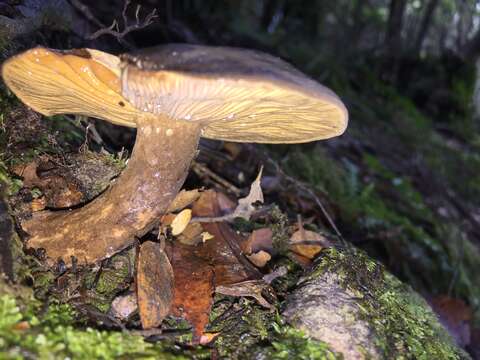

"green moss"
[284, 147, 480, 320]
[312, 248, 467, 359]
[0, 293, 209, 360]
[264, 324, 339, 360]
[208, 296, 340, 359]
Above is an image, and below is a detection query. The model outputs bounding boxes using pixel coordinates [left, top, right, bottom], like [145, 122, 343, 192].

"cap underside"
[122, 44, 348, 143]
[123, 67, 347, 143]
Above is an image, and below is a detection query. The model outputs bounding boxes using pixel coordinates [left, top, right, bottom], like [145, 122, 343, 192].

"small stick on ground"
[191, 162, 242, 196]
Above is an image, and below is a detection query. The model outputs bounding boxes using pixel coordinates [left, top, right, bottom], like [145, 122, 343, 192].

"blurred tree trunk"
[385, 0, 407, 59]
[463, 29, 480, 62]
[412, 0, 440, 57]
[349, 0, 368, 45]
[383, 0, 408, 82]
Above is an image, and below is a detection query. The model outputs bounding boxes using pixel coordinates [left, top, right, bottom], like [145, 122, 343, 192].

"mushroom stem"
[22, 115, 202, 265]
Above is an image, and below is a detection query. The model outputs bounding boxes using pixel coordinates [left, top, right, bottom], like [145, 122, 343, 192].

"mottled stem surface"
[22, 115, 201, 265]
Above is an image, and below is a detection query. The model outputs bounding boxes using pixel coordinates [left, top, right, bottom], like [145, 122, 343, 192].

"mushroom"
[1, 44, 348, 265]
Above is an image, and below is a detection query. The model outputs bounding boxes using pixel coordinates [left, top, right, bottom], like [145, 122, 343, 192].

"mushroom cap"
[2, 44, 348, 144]
[1, 47, 140, 128]
[122, 44, 348, 143]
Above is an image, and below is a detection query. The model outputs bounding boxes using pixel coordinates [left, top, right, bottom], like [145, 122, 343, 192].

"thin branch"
[88, 0, 157, 46]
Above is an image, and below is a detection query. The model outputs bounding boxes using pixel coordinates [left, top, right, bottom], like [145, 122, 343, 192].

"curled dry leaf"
[199, 332, 220, 345]
[242, 228, 273, 255]
[201, 232, 214, 242]
[289, 229, 329, 260]
[430, 296, 472, 347]
[31, 196, 47, 212]
[247, 250, 271, 268]
[167, 189, 201, 213]
[177, 222, 204, 245]
[171, 209, 192, 236]
[193, 168, 264, 223]
[137, 241, 174, 329]
[216, 280, 274, 309]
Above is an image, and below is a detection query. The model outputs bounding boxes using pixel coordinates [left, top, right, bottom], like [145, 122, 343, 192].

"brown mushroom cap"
[122, 44, 348, 143]
[2, 44, 348, 144]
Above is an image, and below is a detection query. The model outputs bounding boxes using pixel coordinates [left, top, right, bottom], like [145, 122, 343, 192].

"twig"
[191, 162, 242, 196]
[88, 0, 157, 47]
[262, 266, 287, 284]
[248, 145, 344, 239]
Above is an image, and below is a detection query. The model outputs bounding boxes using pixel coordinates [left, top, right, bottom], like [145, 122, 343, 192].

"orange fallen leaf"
[137, 241, 174, 329]
[192, 190, 260, 285]
[167, 190, 260, 342]
[168, 242, 214, 342]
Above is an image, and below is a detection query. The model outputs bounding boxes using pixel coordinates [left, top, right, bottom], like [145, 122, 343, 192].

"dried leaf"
[167, 189, 201, 213]
[160, 213, 176, 226]
[168, 242, 214, 342]
[192, 168, 264, 223]
[216, 280, 274, 309]
[11, 162, 39, 187]
[231, 167, 264, 220]
[137, 241, 174, 329]
[12, 160, 84, 208]
[289, 229, 329, 260]
[430, 296, 472, 347]
[242, 228, 273, 255]
[12, 321, 30, 331]
[246, 250, 271, 268]
[199, 332, 220, 345]
[177, 222, 204, 245]
[201, 232, 214, 242]
[110, 293, 137, 320]
[171, 209, 192, 236]
[167, 190, 258, 341]
[192, 190, 260, 283]
[223, 142, 242, 159]
[289, 252, 313, 268]
[216, 192, 237, 213]
[31, 196, 46, 212]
